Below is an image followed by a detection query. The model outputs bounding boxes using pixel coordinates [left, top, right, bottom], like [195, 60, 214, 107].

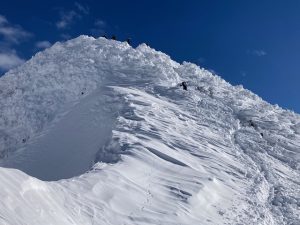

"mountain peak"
[0, 35, 299, 225]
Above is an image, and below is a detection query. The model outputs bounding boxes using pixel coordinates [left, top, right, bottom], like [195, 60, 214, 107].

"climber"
[249, 120, 261, 131]
[180, 81, 188, 91]
[111, 35, 116, 40]
[126, 38, 131, 45]
[249, 120, 255, 128]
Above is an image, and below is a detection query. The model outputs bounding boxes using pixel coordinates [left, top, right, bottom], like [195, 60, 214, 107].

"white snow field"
[0, 36, 299, 225]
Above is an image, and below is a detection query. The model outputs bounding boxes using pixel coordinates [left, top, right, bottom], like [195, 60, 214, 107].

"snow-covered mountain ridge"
[0, 35, 299, 224]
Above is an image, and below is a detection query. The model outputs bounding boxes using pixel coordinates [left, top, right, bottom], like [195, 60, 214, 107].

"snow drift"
[0, 36, 299, 225]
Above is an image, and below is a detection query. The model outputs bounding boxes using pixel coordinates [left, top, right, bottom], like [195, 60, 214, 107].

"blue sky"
[0, 0, 300, 112]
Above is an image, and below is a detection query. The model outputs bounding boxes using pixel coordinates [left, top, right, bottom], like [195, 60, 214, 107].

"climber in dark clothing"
[126, 38, 131, 45]
[180, 81, 188, 91]
[249, 120, 260, 131]
[111, 35, 116, 40]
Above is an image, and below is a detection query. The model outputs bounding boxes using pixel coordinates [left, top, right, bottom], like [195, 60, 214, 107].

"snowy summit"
[0, 36, 299, 225]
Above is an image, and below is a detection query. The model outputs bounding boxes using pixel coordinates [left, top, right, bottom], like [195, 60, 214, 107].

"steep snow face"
[0, 36, 299, 225]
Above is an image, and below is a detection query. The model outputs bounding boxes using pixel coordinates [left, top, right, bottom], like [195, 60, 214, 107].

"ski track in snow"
[0, 35, 299, 225]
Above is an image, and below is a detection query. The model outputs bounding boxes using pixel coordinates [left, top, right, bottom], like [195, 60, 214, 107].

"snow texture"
[0, 36, 299, 225]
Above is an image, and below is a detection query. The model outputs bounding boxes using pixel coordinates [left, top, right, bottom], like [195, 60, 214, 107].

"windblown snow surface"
[0, 36, 299, 225]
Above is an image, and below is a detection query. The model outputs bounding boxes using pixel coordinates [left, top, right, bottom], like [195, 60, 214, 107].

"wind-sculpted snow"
[0, 36, 299, 224]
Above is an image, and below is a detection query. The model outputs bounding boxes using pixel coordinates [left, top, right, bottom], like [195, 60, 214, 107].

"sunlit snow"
[0, 36, 299, 225]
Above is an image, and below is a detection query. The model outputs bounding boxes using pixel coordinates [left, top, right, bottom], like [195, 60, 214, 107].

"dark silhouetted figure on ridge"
[180, 82, 188, 91]
[111, 35, 116, 40]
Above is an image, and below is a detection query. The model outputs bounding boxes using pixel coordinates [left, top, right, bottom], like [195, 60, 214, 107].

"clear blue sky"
[1, 0, 300, 112]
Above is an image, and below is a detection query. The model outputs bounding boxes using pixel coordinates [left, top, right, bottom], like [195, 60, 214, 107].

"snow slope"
[0, 36, 299, 225]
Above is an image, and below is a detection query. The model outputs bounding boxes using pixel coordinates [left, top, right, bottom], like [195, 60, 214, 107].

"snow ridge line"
[0, 35, 299, 224]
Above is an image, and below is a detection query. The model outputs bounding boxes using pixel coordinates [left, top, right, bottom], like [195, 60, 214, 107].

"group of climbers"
[17, 34, 266, 146]
[177, 81, 264, 137]
[103, 35, 266, 139]
[102, 34, 131, 45]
